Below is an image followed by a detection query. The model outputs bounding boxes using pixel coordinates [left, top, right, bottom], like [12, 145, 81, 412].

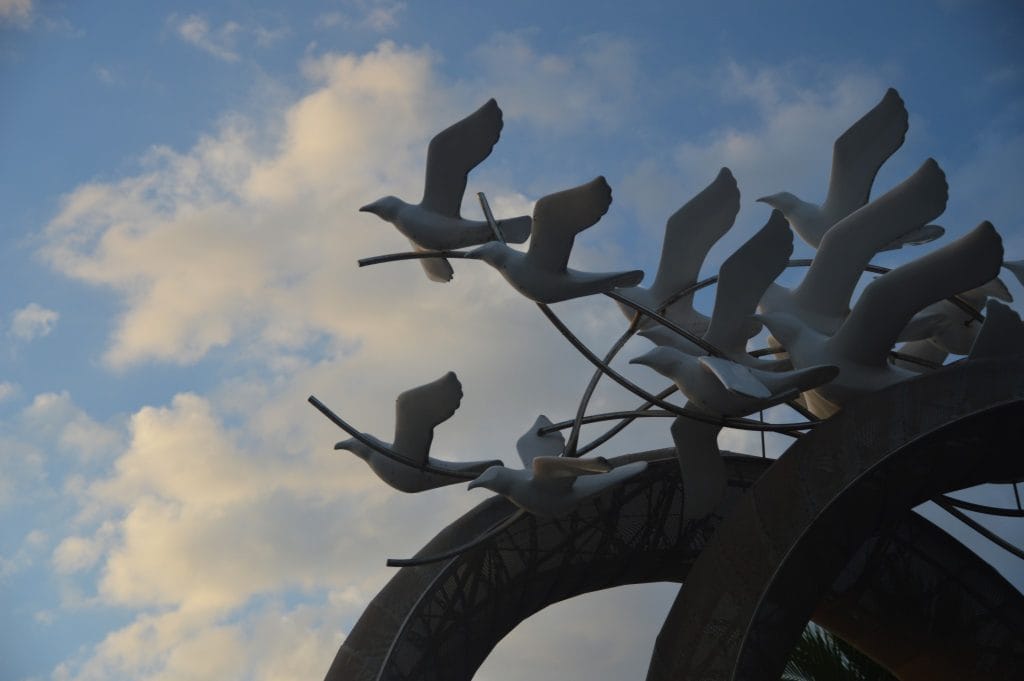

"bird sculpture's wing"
[526, 176, 613, 274]
[645, 168, 740, 306]
[820, 88, 908, 224]
[704, 210, 792, 355]
[391, 371, 464, 464]
[968, 300, 1024, 360]
[532, 455, 613, 490]
[515, 415, 565, 468]
[421, 99, 503, 217]
[1004, 260, 1024, 288]
[698, 356, 772, 398]
[793, 158, 948, 321]
[410, 241, 455, 282]
[832, 222, 1004, 367]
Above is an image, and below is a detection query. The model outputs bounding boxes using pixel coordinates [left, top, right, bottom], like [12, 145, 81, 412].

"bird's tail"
[498, 215, 532, 244]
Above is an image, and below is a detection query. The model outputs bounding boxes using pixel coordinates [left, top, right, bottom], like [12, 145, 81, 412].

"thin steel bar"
[605, 290, 722, 356]
[575, 386, 681, 455]
[890, 351, 944, 370]
[564, 315, 641, 457]
[476, 192, 506, 243]
[1015, 483, 1023, 512]
[536, 303, 819, 433]
[938, 494, 1024, 518]
[308, 395, 478, 480]
[935, 499, 1024, 561]
[358, 250, 470, 268]
[386, 509, 528, 567]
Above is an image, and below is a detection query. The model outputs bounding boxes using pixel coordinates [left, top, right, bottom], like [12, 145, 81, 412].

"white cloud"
[0, 381, 17, 401]
[0, 0, 32, 26]
[168, 13, 286, 62]
[9, 302, 59, 341]
[314, 1, 405, 32]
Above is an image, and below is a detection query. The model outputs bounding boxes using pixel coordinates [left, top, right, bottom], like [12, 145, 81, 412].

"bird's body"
[759, 222, 1004, 408]
[469, 177, 644, 303]
[757, 88, 942, 251]
[630, 346, 837, 417]
[469, 457, 647, 517]
[467, 414, 646, 516]
[360, 98, 531, 282]
[333, 372, 503, 492]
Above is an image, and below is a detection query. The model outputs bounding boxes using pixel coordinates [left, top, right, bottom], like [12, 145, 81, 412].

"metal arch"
[324, 358, 1024, 681]
[648, 358, 1024, 681]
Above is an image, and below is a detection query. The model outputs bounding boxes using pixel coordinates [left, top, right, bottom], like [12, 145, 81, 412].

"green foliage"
[781, 624, 898, 681]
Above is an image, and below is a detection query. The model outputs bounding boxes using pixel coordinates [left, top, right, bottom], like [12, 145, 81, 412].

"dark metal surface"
[648, 358, 1024, 681]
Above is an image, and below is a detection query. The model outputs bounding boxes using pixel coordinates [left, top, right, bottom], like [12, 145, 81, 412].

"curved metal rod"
[545, 409, 678, 431]
[564, 315, 641, 457]
[536, 303, 820, 433]
[308, 395, 479, 480]
[605, 290, 722, 357]
[569, 387, 684, 456]
[935, 498, 1024, 561]
[938, 494, 1024, 518]
[358, 250, 471, 268]
[386, 509, 527, 567]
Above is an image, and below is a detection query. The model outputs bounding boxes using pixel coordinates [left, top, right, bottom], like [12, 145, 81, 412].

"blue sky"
[1, 1, 1022, 679]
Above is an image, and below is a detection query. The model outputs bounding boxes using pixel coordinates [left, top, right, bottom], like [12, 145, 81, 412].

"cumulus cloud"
[9, 302, 59, 341]
[0, 0, 32, 26]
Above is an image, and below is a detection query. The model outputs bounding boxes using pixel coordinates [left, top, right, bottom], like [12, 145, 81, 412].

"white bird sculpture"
[360, 99, 532, 282]
[615, 168, 740, 334]
[640, 209, 794, 368]
[759, 158, 949, 335]
[670, 416, 727, 522]
[468, 176, 644, 303]
[900, 277, 1012, 356]
[467, 415, 647, 517]
[334, 372, 503, 492]
[629, 346, 837, 417]
[757, 88, 943, 250]
[758, 222, 1004, 409]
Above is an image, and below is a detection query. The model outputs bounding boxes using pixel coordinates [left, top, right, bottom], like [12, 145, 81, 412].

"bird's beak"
[628, 355, 650, 367]
[358, 204, 374, 212]
[333, 442, 345, 449]
[467, 478, 482, 490]
[755, 196, 771, 204]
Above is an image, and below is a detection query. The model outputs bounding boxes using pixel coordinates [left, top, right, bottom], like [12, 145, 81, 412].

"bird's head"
[756, 192, 800, 212]
[359, 196, 403, 221]
[334, 437, 373, 461]
[629, 346, 684, 376]
[467, 465, 509, 493]
[466, 242, 509, 267]
[751, 312, 803, 349]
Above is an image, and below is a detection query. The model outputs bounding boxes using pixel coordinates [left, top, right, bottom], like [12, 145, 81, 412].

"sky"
[1, 1, 1022, 679]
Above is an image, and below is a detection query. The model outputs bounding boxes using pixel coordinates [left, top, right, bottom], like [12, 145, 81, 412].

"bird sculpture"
[630, 346, 837, 417]
[334, 372, 503, 492]
[900, 277, 1012, 356]
[758, 222, 1004, 409]
[669, 416, 727, 522]
[359, 98, 532, 282]
[759, 158, 949, 335]
[467, 415, 647, 517]
[468, 176, 644, 303]
[640, 209, 793, 369]
[757, 88, 943, 250]
[615, 168, 740, 335]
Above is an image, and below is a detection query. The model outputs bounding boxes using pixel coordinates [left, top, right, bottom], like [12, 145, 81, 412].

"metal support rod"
[386, 509, 527, 567]
[536, 303, 819, 433]
[938, 494, 1024, 518]
[935, 498, 1024, 561]
[307, 395, 479, 480]
[477, 191, 506, 243]
[358, 250, 470, 268]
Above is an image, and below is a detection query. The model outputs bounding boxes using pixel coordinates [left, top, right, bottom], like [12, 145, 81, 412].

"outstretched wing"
[704, 209, 792, 354]
[532, 455, 612, 490]
[516, 415, 565, 468]
[833, 222, 1004, 367]
[392, 371, 464, 464]
[646, 168, 740, 306]
[699, 356, 771, 399]
[794, 158, 948, 321]
[821, 88, 908, 224]
[526, 176, 613, 274]
[421, 99, 503, 217]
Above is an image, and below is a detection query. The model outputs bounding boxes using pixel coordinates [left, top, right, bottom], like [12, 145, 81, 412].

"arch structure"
[326, 359, 1024, 681]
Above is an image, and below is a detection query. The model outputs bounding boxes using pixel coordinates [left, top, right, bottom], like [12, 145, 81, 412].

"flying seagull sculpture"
[467, 415, 647, 517]
[758, 221, 1004, 409]
[468, 176, 644, 303]
[615, 168, 740, 334]
[359, 98, 532, 282]
[759, 158, 949, 335]
[757, 88, 942, 251]
[333, 372, 503, 493]
[640, 209, 793, 368]
[630, 346, 837, 417]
